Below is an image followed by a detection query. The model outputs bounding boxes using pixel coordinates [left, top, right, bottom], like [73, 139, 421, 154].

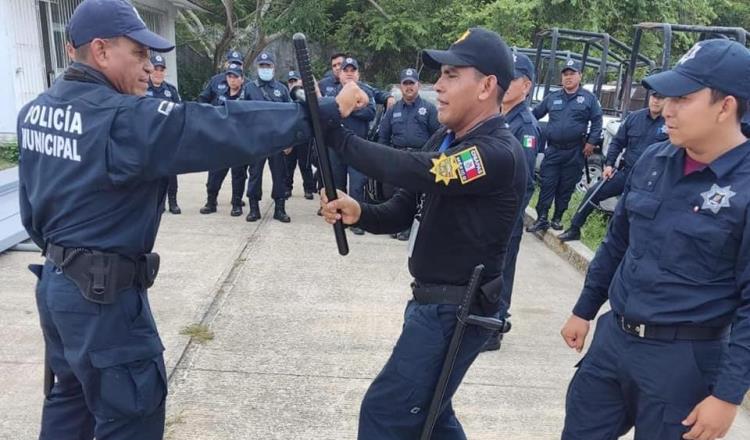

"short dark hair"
[710, 89, 748, 122]
[330, 52, 347, 61]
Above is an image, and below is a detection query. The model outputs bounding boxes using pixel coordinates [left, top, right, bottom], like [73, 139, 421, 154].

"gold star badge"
[430, 154, 459, 185]
[455, 30, 471, 44]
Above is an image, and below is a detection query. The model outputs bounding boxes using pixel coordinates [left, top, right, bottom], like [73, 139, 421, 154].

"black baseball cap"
[287, 70, 301, 81]
[342, 57, 359, 70]
[400, 68, 419, 83]
[642, 39, 750, 100]
[150, 54, 166, 68]
[422, 27, 513, 90]
[512, 52, 535, 83]
[225, 63, 243, 77]
[226, 50, 244, 64]
[68, 0, 174, 52]
[561, 58, 582, 73]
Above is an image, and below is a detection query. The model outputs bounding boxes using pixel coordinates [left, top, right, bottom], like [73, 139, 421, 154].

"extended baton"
[420, 264, 510, 440]
[292, 33, 349, 256]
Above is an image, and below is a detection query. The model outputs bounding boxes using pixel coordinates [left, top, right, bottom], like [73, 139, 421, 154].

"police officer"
[283, 70, 316, 200]
[377, 67, 440, 240]
[560, 39, 750, 440]
[17, 2, 366, 438]
[483, 51, 541, 352]
[320, 52, 395, 108]
[196, 48, 244, 104]
[559, 92, 668, 241]
[527, 58, 603, 232]
[320, 27, 526, 439]
[199, 62, 251, 216]
[243, 52, 293, 223]
[331, 57, 376, 235]
[146, 54, 182, 214]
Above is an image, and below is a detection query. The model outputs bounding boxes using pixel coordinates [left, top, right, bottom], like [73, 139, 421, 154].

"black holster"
[45, 244, 160, 304]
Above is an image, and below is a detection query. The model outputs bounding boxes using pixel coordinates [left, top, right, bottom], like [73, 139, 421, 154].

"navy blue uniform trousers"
[537, 146, 585, 221]
[358, 301, 492, 439]
[34, 261, 166, 440]
[284, 143, 316, 194]
[563, 311, 725, 439]
[206, 167, 247, 206]
[569, 169, 628, 229]
[329, 150, 368, 203]
[246, 152, 287, 201]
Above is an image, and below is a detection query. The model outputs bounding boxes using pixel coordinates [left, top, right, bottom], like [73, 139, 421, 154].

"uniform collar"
[454, 113, 506, 143]
[401, 96, 422, 108]
[63, 62, 118, 91]
[707, 140, 750, 179]
[655, 140, 750, 179]
[504, 101, 528, 121]
[148, 79, 164, 90]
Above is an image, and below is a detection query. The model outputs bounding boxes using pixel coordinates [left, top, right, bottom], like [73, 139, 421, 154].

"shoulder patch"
[430, 153, 459, 185]
[522, 135, 537, 149]
[452, 146, 486, 184]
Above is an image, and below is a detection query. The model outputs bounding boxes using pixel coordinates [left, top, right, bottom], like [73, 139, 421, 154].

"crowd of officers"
[151, 44, 640, 244]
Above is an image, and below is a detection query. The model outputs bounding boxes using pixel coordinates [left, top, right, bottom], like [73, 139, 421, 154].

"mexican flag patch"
[523, 135, 537, 149]
[453, 146, 486, 184]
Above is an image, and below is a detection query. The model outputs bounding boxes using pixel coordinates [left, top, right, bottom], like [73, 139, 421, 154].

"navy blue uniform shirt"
[533, 88, 603, 147]
[574, 140, 750, 404]
[244, 78, 291, 103]
[146, 80, 181, 103]
[605, 107, 668, 169]
[16, 62, 335, 257]
[327, 116, 528, 292]
[377, 96, 440, 148]
[505, 101, 541, 197]
[197, 72, 230, 105]
[319, 75, 339, 98]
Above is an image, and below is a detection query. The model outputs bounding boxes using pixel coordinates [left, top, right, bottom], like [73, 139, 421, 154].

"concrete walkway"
[1, 171, 749, 439]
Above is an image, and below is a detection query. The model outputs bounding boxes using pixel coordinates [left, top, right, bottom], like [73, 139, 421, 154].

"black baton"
[292, 33, 349, 256]
[420, 264, 509, 440]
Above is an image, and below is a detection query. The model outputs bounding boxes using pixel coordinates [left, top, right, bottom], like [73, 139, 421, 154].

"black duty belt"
[549, 142, 583, 150]
[411, 282, 466, 305]
[615, 313, 729, 341]
[45, 243, 160, 304]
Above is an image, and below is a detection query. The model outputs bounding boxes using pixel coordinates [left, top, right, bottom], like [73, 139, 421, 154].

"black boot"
[246, 200, 261, 222]
[480, 333, 503, 352]
[168, 194, 181, 214]
[230, 205, 243, 217]
[550, 219, 564, 231]
[273, 199, 291, 223]
[200, 195, 217, 214]
[304, 191, 314, 200]
[525, 217, 548, 233]
[559, 226, 581, 242]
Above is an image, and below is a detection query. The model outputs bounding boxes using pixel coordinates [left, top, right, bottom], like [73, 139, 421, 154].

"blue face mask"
[258, 68, 274, 82]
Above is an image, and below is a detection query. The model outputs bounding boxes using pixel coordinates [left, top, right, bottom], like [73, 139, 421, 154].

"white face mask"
[258, 67, 274, 82]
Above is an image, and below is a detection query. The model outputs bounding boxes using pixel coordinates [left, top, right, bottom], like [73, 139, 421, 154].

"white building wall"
[0, 0, 46, 138]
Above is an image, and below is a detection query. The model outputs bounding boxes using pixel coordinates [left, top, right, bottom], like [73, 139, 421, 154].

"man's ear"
[478, 74, 498, 102]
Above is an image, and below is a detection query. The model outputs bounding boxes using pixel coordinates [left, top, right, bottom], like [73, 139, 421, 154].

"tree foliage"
[175, 0, 749, 97]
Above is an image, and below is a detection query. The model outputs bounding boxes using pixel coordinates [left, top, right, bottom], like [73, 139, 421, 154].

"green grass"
[528, 188, 610, 251]
[0, 140, 19, 170]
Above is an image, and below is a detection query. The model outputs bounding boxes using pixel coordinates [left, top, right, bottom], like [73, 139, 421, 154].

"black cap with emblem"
[421, 27, 514, 91]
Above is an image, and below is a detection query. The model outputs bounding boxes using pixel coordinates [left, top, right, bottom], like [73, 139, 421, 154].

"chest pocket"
[550, 99, 564, 112]
[659, 214, 735, 283]
[624, 191, 661, 258]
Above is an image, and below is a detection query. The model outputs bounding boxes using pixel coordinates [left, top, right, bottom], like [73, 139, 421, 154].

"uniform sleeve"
[173, 86, 182, 104]
[516, 122, 540, 183]
[327, 124, 519, 196]
[572, 176, 631, 320]
[18, 179, 44, 248]
[532, 95, 549, 120]
[355, 188, 417, 234]
[196, 79, 214, 104]
[712, 205, 750, 405]
[427, 104, 441, 135]
[587, 96, 604, 144]
[605, 114, 630, 167]
[106, 97, 339, 183]
[377, 108, 393, 145]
